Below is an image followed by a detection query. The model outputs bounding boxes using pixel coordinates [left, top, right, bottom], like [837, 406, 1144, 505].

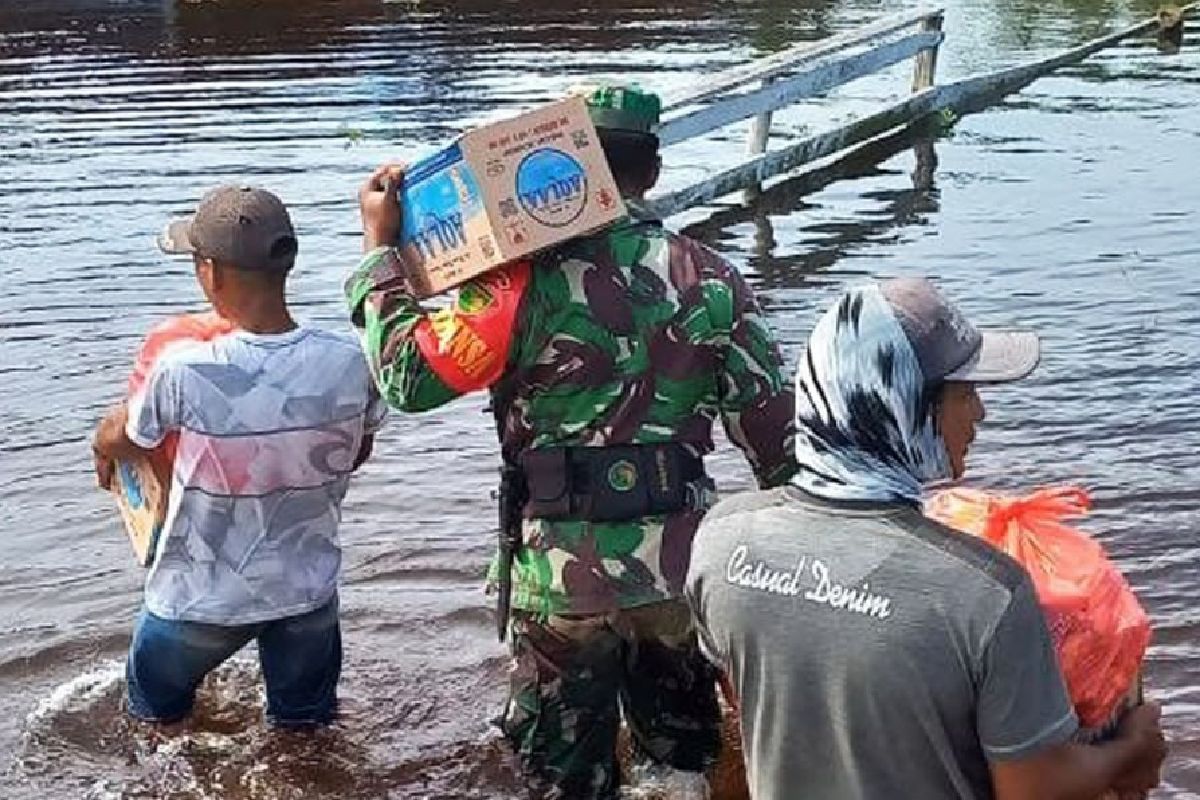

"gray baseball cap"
[881, 277, 1040, 384]
[157, 184, 297, 273]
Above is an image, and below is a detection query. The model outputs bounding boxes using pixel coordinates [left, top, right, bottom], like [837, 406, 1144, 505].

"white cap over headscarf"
[793, 278, 1039, 504]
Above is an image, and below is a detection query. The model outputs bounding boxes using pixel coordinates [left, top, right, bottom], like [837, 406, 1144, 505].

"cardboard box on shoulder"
[397, 95, 627, 298]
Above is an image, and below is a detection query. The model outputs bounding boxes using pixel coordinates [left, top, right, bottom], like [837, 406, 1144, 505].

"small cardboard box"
[397, 95, 627, 298]
[112, 457, 167, 567]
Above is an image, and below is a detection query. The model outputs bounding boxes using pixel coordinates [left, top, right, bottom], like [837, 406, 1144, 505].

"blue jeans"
[126, 595, 342, 727]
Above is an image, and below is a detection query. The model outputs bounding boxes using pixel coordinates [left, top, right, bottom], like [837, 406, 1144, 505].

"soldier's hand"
[359, 163, 405, 252]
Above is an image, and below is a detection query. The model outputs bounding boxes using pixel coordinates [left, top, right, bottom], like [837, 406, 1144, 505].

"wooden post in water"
[911, 12, 944, 91]
[743, 77, 775, 203]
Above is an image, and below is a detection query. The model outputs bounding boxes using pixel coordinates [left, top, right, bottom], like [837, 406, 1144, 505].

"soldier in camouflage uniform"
[346, 83, 796, 799]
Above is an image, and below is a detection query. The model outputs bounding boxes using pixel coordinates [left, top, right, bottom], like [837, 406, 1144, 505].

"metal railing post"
[911, 13, 944, 92]
[744, 77, 774, 202]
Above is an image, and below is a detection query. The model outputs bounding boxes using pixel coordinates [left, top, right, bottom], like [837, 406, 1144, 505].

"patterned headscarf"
[792, 282, 951, 504]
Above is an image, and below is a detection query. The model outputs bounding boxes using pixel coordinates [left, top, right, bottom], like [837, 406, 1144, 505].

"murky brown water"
[2, 0, 1199, 797]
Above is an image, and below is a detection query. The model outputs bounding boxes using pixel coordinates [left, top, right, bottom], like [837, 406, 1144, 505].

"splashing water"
[9, 656, 527, 800]
[26, 660, 126, 728]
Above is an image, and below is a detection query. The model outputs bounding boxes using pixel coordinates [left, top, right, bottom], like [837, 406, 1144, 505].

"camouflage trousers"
[498, 599, 721, 800]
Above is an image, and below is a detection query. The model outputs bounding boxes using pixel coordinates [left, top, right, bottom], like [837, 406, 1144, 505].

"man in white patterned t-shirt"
[92, 185, 387, 727]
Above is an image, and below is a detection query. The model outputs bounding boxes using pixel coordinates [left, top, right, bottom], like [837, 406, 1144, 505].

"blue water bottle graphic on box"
[400, 143, 484, 269]
[515, 148, 588, 228]
[394, 96, 627, 298]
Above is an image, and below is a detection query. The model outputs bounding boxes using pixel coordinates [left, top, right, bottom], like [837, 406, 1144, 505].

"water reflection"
[0, 0, 845, 62]
[985, 0, 1160, 51]
[685, 122, 942, 289]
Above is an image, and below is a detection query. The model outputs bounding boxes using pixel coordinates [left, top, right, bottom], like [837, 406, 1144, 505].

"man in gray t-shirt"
[687, 278, 1165, 800]
[691, 489, 1071, 798]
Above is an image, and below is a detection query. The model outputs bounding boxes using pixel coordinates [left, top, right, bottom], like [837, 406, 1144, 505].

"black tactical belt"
[520, 443, 709, 522]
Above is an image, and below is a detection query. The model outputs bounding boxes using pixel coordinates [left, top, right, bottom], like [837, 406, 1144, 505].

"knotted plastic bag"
[925, 486, 1150, 728]
[111, 312, 236, 566]
[127, 312, 236, 460]
[128, 311, 235, 393]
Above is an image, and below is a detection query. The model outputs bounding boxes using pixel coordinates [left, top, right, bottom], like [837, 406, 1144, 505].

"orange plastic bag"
[111, 312, 235, 566]
[126, 312, 236, 460]
[925, 486, 1150, 729]
[128, 311, 235, 395]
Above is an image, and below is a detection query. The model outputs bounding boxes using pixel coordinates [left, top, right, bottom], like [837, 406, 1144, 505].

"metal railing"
[645, 4, 1195, 220]
[648, 8, 945, 216]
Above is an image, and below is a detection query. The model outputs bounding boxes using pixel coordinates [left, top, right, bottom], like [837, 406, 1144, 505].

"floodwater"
[1, 0, 1198, 797]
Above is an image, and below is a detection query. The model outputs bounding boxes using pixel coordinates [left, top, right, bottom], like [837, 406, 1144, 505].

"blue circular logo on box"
[516, 148, 588, 228]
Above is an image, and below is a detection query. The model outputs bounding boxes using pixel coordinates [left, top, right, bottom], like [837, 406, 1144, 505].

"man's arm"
[93, 356, 181, 489]
[980, 577, 1166, 800]
[347, 164, 526, 413]
[92, 404, 155, 489]
[706, 247, 797, 488]
[992, 705, 1165, 800]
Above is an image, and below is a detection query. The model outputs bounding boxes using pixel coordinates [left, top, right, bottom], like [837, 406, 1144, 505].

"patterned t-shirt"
[126, 327, 387, 624]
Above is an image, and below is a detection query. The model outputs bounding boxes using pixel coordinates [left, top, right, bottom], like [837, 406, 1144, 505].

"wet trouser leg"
[501, 611, 624, 799]
[618, 599, 722, 773]
[499, 600, 721, 798]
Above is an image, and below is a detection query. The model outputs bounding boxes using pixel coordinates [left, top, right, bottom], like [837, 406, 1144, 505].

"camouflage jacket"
[345, 212, 796, 617]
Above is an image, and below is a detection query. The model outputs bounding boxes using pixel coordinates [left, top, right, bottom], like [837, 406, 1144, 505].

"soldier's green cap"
[569, 82, 662, 136]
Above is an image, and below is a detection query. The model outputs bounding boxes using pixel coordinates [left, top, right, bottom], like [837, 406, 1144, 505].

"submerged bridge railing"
[646, 5, 1195, 220]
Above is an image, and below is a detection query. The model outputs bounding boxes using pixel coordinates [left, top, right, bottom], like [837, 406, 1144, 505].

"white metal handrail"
[646, 3, 1195, 220]
[661, 8, 945, 111]
[658, 29, 943, 146]
[652, 8, 945, 209]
